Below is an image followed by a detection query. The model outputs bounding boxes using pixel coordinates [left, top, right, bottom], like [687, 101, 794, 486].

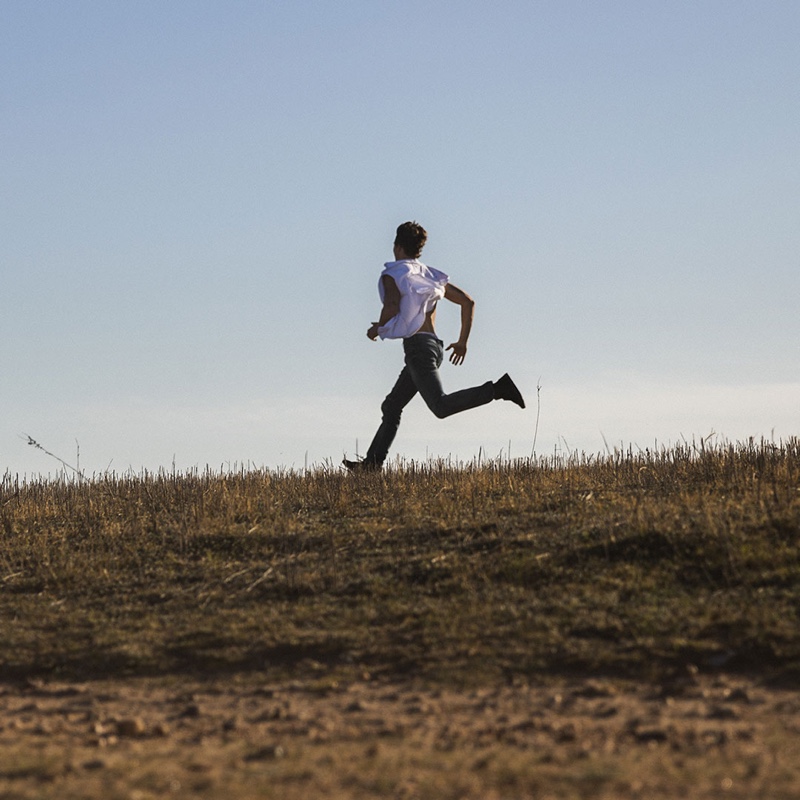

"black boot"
[493, 373, 525, 408]
[342, 458, 381, 473]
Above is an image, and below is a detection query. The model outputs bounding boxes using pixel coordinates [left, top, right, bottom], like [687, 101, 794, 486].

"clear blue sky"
[3, 1, 798, 476]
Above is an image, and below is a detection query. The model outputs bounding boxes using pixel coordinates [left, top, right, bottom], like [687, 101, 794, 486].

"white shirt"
[376, 259, 449, 340]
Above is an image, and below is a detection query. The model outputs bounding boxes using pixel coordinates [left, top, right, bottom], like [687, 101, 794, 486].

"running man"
[343, 221, 525, 472]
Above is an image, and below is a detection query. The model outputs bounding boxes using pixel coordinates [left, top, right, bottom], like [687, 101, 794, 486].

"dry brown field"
[1, 439, 799, 798]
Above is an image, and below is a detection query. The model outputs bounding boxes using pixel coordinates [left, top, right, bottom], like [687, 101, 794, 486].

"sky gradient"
[3, 1, 798, 476]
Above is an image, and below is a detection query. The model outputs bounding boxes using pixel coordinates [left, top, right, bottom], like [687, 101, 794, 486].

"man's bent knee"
[428, 398, 450, 420]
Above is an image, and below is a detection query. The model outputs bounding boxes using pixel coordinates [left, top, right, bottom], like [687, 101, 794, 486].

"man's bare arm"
[367, 275, 401, 340]
[443, 283, 475, 365]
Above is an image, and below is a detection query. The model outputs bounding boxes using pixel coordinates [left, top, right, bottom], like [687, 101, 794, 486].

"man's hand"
[367, 322, 381, 340]
[446, 341, 467, 365]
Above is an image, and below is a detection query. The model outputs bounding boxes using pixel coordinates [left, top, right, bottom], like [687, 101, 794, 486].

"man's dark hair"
[394, 221, 428, 258]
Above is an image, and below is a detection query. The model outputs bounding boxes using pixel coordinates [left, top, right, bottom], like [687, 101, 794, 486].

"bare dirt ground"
[2, 671, 799, 799]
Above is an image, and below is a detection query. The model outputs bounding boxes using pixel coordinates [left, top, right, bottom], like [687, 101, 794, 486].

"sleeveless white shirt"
[376, 259, 449, 340]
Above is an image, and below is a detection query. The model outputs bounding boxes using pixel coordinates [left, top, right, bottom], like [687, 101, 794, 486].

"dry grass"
[1, 439, 800, 797]
[2, 438, 799, 685]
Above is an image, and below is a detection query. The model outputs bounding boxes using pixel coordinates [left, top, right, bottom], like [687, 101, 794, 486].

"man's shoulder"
[381, 260, 414, 281]
[382, 259, 416, 270]
[382, 260, 449, 287]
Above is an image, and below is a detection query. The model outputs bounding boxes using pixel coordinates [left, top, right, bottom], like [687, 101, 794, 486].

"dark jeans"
[364, 333, 494, 467]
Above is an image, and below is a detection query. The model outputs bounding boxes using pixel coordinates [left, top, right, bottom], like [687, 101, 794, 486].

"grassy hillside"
[2, 439, 799, 686]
